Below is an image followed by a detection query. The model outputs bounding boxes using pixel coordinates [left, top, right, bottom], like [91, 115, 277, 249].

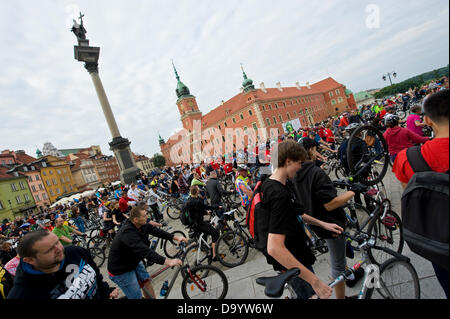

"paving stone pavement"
[98, 169, 446, 299]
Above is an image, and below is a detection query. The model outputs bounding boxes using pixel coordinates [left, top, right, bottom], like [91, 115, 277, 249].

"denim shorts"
[109, 262, 151, 299]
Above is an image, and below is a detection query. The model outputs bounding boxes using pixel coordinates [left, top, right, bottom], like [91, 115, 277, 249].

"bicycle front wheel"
[164, 230, 187, 258]
[166, 204, 181, 220]
[366, 258, 420, 299]
[181, 265, 229, 299]
[216, 231, 249, 268]
[367, 210, 404, 266]
[183, 243, 212, 268]
[89, 246, 106, 268]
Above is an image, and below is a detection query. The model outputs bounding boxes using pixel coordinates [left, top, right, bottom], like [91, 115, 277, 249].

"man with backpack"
[393, 89, 449, 298]
[249, 140, 344, 299]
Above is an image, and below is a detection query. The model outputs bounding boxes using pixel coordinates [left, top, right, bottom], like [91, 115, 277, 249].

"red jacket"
[383, 126, 429, 156]
[119, 196, 134, 213]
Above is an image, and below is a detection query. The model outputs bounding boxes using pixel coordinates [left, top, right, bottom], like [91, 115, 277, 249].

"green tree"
[152, 153, 166, 167]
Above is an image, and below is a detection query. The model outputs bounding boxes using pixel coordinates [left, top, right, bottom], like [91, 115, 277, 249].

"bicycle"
[215, 209, 256, 268]
[146, 242, 228, 299]
[146, 226, 187, 262]
[333, 178, 403, 266]
[256, 231, 420, 299]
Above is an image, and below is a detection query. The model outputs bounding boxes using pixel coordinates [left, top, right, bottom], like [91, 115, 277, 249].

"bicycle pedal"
[381, 216, 397, 230]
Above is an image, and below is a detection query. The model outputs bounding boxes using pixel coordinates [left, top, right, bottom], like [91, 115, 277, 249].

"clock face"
[188, 102, 194, 107]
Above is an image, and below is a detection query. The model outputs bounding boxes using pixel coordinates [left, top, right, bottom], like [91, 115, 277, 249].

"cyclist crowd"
[1, 81, 448, 299]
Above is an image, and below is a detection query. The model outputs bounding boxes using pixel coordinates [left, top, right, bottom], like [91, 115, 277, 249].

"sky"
[1, 0, 448, 158]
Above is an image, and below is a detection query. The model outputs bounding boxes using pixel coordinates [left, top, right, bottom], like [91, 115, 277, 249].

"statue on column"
[71, 12, 87, 41]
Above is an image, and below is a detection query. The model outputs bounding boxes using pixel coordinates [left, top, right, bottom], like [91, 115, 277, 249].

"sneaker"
[345, 267, 365, 288]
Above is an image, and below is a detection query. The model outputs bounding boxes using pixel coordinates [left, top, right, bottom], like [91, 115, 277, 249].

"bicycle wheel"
[366, 258, 420, 299]
[181, 265, 229, 299]
[89, 245, 106, 268]
[183, 243, 212, 268]
[367, 209, 404, 266]
[347, 125, 389, 186]
[216, 231, 249, 268]
[334, 165, 347, 180]
[166, 204, 181, 220]
[163, 230, 187, 258]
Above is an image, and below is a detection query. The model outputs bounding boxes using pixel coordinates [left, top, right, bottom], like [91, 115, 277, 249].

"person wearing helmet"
[383, 113, 429, 163]
[235, 164, 253, 209]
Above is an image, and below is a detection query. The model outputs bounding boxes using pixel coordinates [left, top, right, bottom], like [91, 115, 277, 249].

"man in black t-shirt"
[263, 140, 343, 299]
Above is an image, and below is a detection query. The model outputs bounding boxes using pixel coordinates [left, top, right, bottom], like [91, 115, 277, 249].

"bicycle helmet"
[344, 123, 361, 133]
[237, 164, 249, 171]
[384, 113, 399, 127]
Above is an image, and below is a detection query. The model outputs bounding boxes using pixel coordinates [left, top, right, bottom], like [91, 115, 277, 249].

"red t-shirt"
[379, 109, 387, 119]
[339, 117, 349, 127]
[325, 129, 335, 143]
[392, 138, 449, 184]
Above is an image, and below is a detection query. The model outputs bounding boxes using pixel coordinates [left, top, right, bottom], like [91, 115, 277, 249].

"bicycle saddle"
[255, 268, 300, 298]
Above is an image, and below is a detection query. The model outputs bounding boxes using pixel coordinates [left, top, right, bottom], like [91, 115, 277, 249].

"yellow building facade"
[35, 155, 78, 203]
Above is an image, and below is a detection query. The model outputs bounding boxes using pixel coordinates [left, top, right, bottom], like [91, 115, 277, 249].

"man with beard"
[7, 230, 119, 299]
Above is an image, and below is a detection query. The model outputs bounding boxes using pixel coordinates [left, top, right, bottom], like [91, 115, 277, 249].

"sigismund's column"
[71, 13, 140, 184]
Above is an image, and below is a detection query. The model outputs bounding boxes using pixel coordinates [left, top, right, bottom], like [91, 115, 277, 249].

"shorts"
[325, 236, 347, 280]
[109, 262, 151, 299]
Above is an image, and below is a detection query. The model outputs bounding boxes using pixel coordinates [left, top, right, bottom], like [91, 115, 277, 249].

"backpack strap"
[406, 145, 432, 173]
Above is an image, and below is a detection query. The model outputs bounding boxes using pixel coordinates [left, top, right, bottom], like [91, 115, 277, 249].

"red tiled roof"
[15, 153, 37, 164]
[201, 78, 345, 126]
[0, 165, 26, 180]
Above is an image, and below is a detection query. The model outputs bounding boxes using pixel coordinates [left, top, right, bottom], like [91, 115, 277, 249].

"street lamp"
[382, 71, 397, 86]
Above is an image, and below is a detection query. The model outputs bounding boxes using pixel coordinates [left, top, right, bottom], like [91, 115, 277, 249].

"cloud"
[1, 0, 448, 159]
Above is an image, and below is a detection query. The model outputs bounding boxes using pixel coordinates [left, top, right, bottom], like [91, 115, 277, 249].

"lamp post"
[71, 13, 140, 185]
[382, 71, 397, 86]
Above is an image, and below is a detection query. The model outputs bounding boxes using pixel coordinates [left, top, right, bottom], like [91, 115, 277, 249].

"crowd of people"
[0, 80, 448, 299]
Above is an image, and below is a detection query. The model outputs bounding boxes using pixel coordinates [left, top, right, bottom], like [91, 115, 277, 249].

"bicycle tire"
[182, 243, 212, 268]
[367, 209, 404, 266]
[334, 165, 347, 180]
[216, 231, 249, 268]
[89, 245, 106, 268]
[181, 265, 229, 299]
[166, 204, 181, 220]
[365, 258, 420, 299]
[163, 230, 187, 258]
[346, 125, 389, 186]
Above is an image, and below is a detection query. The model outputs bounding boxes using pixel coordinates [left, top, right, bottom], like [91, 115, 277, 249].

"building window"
[335, 89, 340, 95]
[52, 178, 57, 185]
[329, 91, 333, 98]
[16, 196, 22, 204]
[35, 195, 40, 202]
[50, 189, 54, 196]
[274, 103, 278, 109]
[224, 121, 227, 127]
[268, 104, 272, 110]
[240, 113, 244, 120]
[286, 112, 291, 120]
[23, 166, 28, 172]
[24, 194, 30, 202]
[299, 110, 303, 115]
[0, 201, 3, 210]
[218, 125, 221, 130]
[31, 185, 36, 192]
[63, 168, 67, 174]
[278, 115, 283, 122]
[262, 105, 265, 111]
[252, 122, 258, 130]
[293, 111, 297, 117]
[232, 117, 236, 124]
[338, 97, 343, 103]
[331, 99, 337, 105]
[60, 177, 64, 183]
[39, 184, 44, 190]
[46, 180, 51, 187]
[35, 174, 40, 181]
[266, 118, 271, 126]
[248, 110, 253, 116]
[56, 188, 60, 194]
[42, 162, 47, 167]
[272, 116, 277, 124]
[11, 183, 18, 191]
[57, 169, 61, 175]
[42, 193, 48, 200]
[41, 171, 46, 176]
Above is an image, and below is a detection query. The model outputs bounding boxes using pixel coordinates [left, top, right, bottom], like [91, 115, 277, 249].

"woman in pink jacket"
[383, 114, 429, 164]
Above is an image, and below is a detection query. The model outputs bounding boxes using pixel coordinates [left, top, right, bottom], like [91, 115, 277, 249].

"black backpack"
[401, 146, 449, 270]
[179, 201, 194, 227]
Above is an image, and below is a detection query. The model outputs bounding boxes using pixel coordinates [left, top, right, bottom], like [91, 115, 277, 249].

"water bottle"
[160, 280, 169, 297]
[150, 239, 157, 250]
